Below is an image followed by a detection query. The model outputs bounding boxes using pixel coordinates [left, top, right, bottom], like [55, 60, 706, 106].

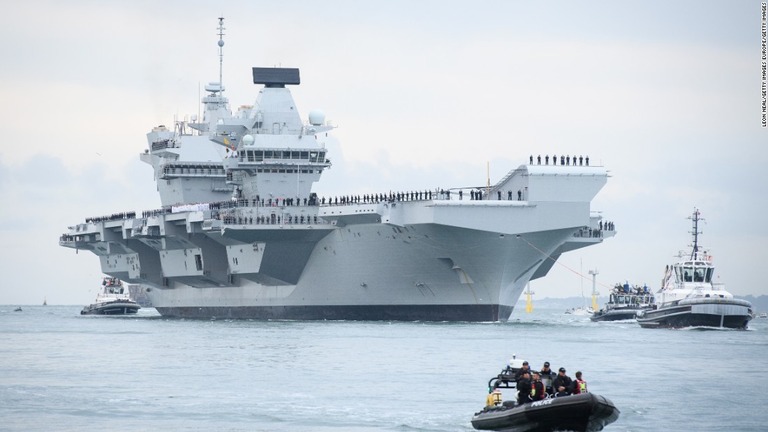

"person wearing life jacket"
[572, 371, 588, 394]
[530, 372, 546, 402]
[485, 387, 503, 407]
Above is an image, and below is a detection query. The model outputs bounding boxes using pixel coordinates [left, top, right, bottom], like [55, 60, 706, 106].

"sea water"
[1, 305, 767, 431]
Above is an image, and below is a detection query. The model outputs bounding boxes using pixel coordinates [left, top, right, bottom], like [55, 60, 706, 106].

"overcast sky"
[1, 1, 766, 306]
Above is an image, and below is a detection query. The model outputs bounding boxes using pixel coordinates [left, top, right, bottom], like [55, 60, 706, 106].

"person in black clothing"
[530, 372, 546, 402]
[553, 367, 573, 396]
[514, 361, 531, 380]
[539, 361, 556, 395]
[516, 370, 532, 405]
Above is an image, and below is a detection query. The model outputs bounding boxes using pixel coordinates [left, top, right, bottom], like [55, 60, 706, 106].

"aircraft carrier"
[59, 19, 615, 321]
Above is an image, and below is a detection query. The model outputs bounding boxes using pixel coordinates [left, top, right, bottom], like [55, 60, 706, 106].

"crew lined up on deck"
[598, 220, 614, 231]
[83, 157, 605, 225]
[216, 214, 321, 225]
[85, 211, 137, 223]
[529, 154, 590, 166]
[82, 198, 617, 230]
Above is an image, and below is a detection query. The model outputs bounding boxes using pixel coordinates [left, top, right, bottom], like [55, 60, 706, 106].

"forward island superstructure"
[59, 19, 615, 321]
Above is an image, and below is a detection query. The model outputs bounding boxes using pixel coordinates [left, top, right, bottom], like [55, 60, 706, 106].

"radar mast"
[217, 17, 225, 92]
[688, 208, 703, 260]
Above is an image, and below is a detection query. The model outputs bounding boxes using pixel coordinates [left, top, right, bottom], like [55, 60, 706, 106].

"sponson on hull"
[637, 209, 752, 329]
[59, 18, 614, 322]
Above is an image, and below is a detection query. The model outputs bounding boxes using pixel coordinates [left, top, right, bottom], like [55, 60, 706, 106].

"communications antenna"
[688, 208, 703, 259]
[217, 17, 225, 92]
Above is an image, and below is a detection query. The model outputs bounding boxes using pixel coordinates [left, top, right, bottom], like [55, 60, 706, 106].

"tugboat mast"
[688, 208, 703, 260]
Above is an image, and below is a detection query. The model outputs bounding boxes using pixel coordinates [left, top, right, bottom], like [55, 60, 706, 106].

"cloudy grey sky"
[1, 0, 765, 305]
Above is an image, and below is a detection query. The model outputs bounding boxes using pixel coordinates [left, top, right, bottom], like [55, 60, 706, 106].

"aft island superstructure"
[59, 19, 615, 321]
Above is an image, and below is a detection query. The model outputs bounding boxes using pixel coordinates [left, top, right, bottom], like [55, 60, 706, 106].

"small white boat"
[637, 209, 752, 329]
[81, 277, 141, 315]
[565, 307, 593, 316]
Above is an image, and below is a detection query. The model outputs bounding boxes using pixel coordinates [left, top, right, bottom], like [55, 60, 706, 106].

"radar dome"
[205, 82, 224, 92]
[308, 110, 325, 126]
[242, 134, 255, 146]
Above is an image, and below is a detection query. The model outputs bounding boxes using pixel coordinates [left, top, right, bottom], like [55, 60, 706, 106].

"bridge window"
[682, 267, 693, 282]
[693, 268, 706, 282]
[194, 254, 203, 271]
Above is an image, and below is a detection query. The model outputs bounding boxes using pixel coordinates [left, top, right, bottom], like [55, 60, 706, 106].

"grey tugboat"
[636, 209, 752, 329]
[81, 277, 141, 315]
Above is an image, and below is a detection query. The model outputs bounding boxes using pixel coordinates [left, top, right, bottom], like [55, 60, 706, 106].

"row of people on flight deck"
[574, 226, 609, 239]
[530, 154, 590, 166]
[216, 213, 320, 225]
[94, 185, 518, 227]
[598, 220, 614, 231]
[322, 189, 492, 204]
[86, 211, 137, 223]
[93, 152, 607, 225]
[486, 361, 588, 407]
